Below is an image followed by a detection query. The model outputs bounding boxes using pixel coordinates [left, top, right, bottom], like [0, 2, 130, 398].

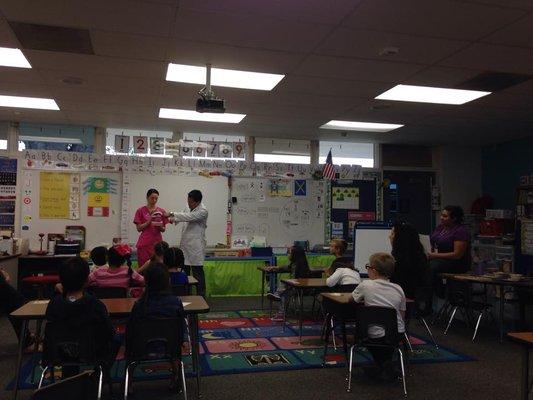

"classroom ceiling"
[1, 0, 533, 146]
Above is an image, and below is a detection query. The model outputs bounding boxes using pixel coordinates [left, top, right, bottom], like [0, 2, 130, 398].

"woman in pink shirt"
[88, 245, 144, 295]
[133, 189, 169, 267]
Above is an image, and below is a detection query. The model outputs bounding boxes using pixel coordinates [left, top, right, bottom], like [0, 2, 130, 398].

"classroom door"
[383, 171, 435, 234]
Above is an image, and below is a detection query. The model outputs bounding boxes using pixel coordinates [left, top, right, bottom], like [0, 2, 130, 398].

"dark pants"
[429, 258, 468, 299]
[0, 276, 28, 343]
[185, 265, 206, 297]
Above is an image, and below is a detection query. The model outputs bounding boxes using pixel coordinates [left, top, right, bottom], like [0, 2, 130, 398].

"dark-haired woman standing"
[428, 205, 470, 296]
[133, 188, 169, 267]
[390, 221, 429, 299]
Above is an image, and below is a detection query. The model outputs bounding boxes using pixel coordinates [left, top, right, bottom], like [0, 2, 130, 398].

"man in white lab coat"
[168, 190, 208, 296]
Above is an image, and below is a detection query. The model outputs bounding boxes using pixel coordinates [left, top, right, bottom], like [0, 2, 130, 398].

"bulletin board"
[123, 173, 229, 247]
[231, 177, 326, 247]
[20, 169, 122, 250]
[330, 179, 377, 243]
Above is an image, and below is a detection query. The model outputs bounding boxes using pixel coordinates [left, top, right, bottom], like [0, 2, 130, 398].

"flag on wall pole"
[322, 149, 336, 180]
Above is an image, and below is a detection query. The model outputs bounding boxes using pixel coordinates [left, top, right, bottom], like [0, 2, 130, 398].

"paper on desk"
[32, 300, 50, 304]
[183, 302, 191, 307]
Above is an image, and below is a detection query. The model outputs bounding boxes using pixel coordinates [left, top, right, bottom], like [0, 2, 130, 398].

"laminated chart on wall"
[332, 186, 360, 210]
[83, 177, 118, 217]
[39, 172, 80, 219]
[269, 179, 292, 197]
[231, 178, 326, 246]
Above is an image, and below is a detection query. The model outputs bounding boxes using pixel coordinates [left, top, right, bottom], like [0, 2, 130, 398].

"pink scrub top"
[133, 206, 169, 249]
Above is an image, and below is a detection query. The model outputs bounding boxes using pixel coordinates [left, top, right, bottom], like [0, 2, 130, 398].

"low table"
[508, 332, 533, 400]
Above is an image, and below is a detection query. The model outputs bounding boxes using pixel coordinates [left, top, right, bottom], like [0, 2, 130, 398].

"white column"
[7, 121, 19, 155]
[246, 136, 255, 162]
[310, 139, 319, 166]
[93, 127, 106, 154]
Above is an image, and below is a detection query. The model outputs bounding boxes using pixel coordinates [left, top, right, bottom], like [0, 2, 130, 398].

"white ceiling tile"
[277, 76, 390, 98]
[172, 9, 332, 53]
[293, 55, 424, 82]
[404, 66, 483, 87]
[440, 43, 533, 74]
[178, 0, 360, 25]
[25, 50, 166, 79]
[0, 0, 175, 36]
[0, 67, 47, 85]
[315, 29, 469, 65]
[0, 82, 54, 98]
[343, 0, 526, 40]
[482, 14, 533, 48]
[459, 0, 533, 11]
[90, 30, 168, 61]
[0, 16, 19, 47]
[165, 40, 304, 74]
[57, 101, 156, 117]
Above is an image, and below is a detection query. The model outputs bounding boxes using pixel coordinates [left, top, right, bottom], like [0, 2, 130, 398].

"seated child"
[351, 252, 406, 379]
[126, 262, 185, 389]
[45, 257, 119, 382]
[88, 244, 145, 296]
[266, 246, 312, 321]
[163, 247, 188, 286]
[90, 246, 108, 271]
[137, 241, 169, 274]
[326, 239, 361, 287]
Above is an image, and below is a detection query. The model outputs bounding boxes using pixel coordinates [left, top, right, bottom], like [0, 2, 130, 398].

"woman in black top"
[389, 221, 430, 299]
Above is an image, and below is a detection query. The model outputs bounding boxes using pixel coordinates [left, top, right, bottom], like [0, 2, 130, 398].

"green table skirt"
[203, 255, 336, 297]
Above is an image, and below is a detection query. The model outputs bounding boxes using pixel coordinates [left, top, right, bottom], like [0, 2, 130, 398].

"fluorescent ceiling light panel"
[166, 63, 284, 91]
[159, 108, 246, 124]
[0, 47, 31, 68]
[0, 95, 59, 110]
[375, 84, 491, 105]
[320, 120, 403, 132]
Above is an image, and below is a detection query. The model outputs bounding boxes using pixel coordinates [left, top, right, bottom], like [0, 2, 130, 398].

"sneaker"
[267, 292, 281, 302]
[271, 313, 285, 322]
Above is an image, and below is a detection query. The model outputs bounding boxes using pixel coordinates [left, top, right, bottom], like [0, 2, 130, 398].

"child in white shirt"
[351, 252, 406, 378]
[326, 239, 360, 287]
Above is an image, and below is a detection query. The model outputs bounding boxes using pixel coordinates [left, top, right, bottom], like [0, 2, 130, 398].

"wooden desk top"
[281, 278, 330, 288]
[440, 273, 533, 288]
[0, 253, 20, 262]
[10, 295, 209, 319]
[257, 266, 326, 273]
[508, 332, 533, 345]
[321, 292, 353, 304]
[321, 292, 415, 305]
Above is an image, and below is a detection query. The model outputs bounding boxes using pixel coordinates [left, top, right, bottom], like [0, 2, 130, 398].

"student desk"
[10, 296, 210, 400]
[281, 278, 347, 342]
[18, 255, 72, 296]
[257, 266, 327, 308]
[440, 273, 533, 342]
[508, 332, 533, 400]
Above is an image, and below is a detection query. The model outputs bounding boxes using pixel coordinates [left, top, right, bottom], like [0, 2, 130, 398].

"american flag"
[322, 149, 336, 180]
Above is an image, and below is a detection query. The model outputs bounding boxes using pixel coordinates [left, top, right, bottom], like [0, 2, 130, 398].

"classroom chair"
[31, 371, 97, 400]
[124, 317, 187, 400]
[443, 280, 492, 341]
[405, 287, 438, 349]
[38, 322, 106, 400]
[347, 306, 407, 396]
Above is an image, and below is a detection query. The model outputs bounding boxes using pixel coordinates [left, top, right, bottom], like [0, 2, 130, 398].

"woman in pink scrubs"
[133, 189, 169, 267]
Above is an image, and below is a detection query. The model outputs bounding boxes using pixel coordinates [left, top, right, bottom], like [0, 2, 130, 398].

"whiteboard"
[231, 178, 326, 247]
[20, 170, 122, 251]
[354, 228, 431, 274]
[125, 173, 229, 247]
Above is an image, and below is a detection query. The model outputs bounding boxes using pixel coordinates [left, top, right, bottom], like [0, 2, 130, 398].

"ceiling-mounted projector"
[196, 63, 225, 113]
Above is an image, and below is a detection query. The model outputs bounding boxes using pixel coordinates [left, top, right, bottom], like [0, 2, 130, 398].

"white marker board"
[354, 227, 431, 274]
[20, 170, 122, 250]
[231, 178, 326, 247]
[125, 173, 229, 247]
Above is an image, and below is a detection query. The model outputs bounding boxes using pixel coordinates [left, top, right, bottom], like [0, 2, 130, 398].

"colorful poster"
[269, 179, 292, 197]
[347, 211, 375, 221]
[331, 222, 344, 238]
[83, 177, 117, 217]
[332, 187, 359, 210]
[40, 172, 71, 219]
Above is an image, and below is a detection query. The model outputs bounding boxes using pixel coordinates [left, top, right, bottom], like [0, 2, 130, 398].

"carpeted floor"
[0, 296, 527, 400]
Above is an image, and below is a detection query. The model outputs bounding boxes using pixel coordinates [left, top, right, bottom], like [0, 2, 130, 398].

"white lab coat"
[172, 203, 208, 266]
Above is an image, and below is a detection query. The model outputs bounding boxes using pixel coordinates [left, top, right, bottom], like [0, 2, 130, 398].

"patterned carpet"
[7, 309, 474, 389]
